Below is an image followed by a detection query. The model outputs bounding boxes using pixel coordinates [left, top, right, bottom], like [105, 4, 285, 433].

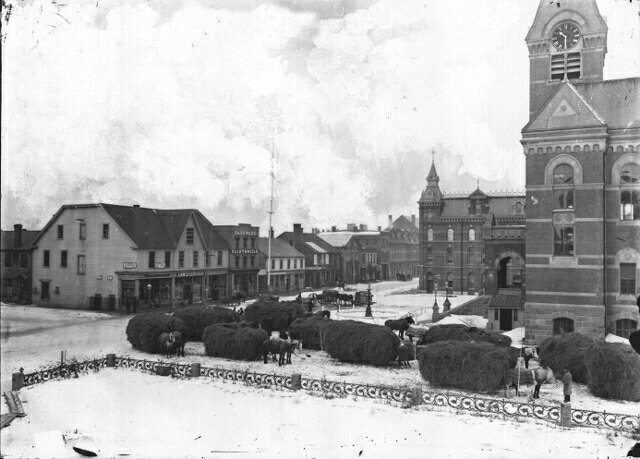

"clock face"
[552, 22, 581, 51]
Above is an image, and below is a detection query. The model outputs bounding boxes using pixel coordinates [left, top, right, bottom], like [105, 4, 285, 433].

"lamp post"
[365, 282, 373, 317]
[146, 283, 152, 309]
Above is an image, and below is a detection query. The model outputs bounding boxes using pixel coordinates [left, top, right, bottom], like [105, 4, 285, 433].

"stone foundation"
[524, 302, 606, 342]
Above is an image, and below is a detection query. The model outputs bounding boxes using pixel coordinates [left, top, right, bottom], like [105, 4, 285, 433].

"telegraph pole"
[267, 126, 275, 293]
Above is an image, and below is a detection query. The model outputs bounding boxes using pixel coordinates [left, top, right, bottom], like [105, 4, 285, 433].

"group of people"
[519, 345, 572, 403]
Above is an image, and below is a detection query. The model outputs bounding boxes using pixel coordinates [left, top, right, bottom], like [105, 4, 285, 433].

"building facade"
[31, 204, 230, 310]
[385, 215, 419, 280]
[277, 224, 341, 288]
[1, 224, 39, 304]
[257, 237, 306, 294]
[522, 0, 639, 340]
[212, 224, 260, 296]
[318, 230, 383, 283]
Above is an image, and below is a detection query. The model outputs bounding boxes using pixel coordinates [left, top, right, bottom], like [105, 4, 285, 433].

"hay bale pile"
[323, 320, 400, 366]
[584, 342, 640, 402]
[417, 341, 515, 392]
[202, 324, 268, 361]
[419, 324, 512, 347]
[172, 306, 239, 341]
[244, 300, 305, 332]
[539, 333, 593, 383]
[289, 315, 332, 350]
[126, 312, 187, 354]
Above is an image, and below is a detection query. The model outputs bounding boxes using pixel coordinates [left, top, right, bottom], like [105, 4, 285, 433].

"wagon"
[319, 289, 339, 304]
[354, 290, 373, 306]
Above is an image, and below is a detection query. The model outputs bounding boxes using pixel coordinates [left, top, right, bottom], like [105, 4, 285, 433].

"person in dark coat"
[562, 368, 572, 403]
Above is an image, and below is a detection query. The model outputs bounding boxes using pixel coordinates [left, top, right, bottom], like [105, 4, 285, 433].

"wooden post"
[560, 402, 572, 427]
[11, 372, 24, 391]
[411, 386, 422, 406]
[190, 363, 201, 378]
[106, 354, 116, 367]
[291, 373, 302, 390]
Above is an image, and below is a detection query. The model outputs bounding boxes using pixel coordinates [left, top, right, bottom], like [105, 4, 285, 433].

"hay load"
[584, 342, 640, 402]
[539, 333, 593, 383]
[289, 315, 332, 350]
[126, 312, 187, 354]
[417, 341, 515, 393]
[202, 324, 268, 361]
[323, 320, 400, 366]
[418, 324, 512, 347]
[173, 306, 239, 341]
[244, 300, 305, 333]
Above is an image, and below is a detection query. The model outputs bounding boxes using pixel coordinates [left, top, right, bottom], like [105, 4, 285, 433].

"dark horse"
[384, 316, 415, 340]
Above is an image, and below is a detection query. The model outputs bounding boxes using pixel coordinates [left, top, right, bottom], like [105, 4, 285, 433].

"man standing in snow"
[562, 368, 572, 403]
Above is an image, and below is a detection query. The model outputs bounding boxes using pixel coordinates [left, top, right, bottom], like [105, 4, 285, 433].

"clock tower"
[525, 0, 607, 118]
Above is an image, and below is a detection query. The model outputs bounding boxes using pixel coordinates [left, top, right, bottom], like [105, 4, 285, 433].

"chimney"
[133, 204, 140, 208]
[378, 226, 381, 231]
[359, 224, 367, 231]
[388, 215, 393, 227]
[331, 226, 337, 232]
[412, 214, 416, 227]
[347, 223, 356, 231]
[293, 223, 303, 234]
[13, 224, 23, 248]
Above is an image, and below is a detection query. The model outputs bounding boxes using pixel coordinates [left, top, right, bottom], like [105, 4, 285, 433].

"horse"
[262, 338, 283, 364]
[523, 345, 540, 369]
[384, 316, 415, 340]
[532, 366, 555, 399]
[158, 332, 175, 359]
[169, 331, 185, 358]
[279, 340, 302, 366]
[338, 293, 354, 307]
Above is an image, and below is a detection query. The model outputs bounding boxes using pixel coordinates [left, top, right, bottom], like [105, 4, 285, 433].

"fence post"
[190, 363, 201, 378]
[411, 386, 422, 406]
[106, 354, 116, 367]
[560, 402, 572, 427]
[291, 373, 302, 390]
[12, 371, 24, 391]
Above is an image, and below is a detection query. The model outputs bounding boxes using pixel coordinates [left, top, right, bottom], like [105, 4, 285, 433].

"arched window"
[615, 319, 638, 340]
[553, 317, 574, 335]
[620, 163, 640, 220]
[553, 164, 574, 209]
[446, 245, 453, 263]
[427, 228, 434, 242]
[468, 228, 475, 242]
[447, 228, 453, 241]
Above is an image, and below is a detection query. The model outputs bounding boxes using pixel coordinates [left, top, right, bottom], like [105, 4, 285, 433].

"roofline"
[30, 204, 101, 246]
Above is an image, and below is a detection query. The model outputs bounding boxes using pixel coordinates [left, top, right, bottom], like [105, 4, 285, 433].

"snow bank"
[605, 333, 631, 345]
[436, 315, 488, 329]
[503, 327, 525, 348]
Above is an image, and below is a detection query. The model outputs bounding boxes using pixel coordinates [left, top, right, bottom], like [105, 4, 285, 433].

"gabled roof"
[317, 232, 354, 248]
[277, 231, 341, 254]
[523, 81, 605, 133]
[574, 78, 640, 130]
[1, 230, 40, 250]
[192, 211, 228, 249]
[525, 0, 607, 42]
[257, 237, 304, 258]
[469, 188, 488, 199]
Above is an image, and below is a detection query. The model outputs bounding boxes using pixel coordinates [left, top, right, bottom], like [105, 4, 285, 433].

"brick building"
[385, 215, 419, 280]
[318, 228, 383, 283]
[1, 224, 39, 304]
[418, 159, 527, 330]
[211, 224, 260, 296]
[31, 204, 229, 310]
[522, 0, 639, 340]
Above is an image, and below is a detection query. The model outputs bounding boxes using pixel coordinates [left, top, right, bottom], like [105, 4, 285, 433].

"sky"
[1, 0, 639, 233]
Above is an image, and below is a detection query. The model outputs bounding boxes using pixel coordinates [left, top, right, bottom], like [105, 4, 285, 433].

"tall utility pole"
[267, 126, 275, 292]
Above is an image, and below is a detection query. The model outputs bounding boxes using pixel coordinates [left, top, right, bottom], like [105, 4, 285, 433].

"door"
[499, 309, 513, 331]
[184, 284, 192, 304]
[41, 281, 50, 301]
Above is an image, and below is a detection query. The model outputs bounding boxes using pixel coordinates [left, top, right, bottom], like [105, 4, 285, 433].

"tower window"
[620, 163, 640, 221]
[551, 52, 581, 80]
[427, 228, 433, 242]
[620, 263, 636, 295]
[553, 227, 574, 256]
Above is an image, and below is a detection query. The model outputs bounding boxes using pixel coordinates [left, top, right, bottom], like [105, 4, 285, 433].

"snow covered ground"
[1, 369, 637, 459]
[2, 281, 639, 458]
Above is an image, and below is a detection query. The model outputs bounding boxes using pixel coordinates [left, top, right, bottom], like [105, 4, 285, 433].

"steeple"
[419, 150, 443, 204]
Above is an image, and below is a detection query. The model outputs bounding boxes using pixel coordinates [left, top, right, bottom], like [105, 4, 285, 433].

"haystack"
[202, 324, 268, 361]
[417, 341, 514, 392]
[244, 300, 305, 332]
[539, 333, 594, 383]
[289, 315, 332, 350]
[173, 306, 239, 341]
[323, 320, 400, 366]
[584, 341, 640, 402]
[419, 324, 512, 347]
[126, 312, 187, 354]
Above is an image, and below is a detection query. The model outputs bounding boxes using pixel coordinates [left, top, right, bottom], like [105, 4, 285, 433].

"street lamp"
[365, 282, 373, 317]
[146, 283, 152, 309]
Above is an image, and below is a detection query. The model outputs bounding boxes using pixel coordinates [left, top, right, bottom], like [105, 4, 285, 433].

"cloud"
[1, 0, 638, 233]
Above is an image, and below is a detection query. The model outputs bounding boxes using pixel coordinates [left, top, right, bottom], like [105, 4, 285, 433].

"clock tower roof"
[525, 0, 607, 43]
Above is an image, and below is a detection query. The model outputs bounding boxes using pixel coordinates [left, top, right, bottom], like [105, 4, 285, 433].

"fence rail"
[19, 356, 640, 434]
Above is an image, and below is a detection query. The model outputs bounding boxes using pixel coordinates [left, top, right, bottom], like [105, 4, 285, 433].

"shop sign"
[231, 249, 259, 255]
[233, 230, 257, 237]
[177, 270, 205, 277]
[123, 262, 137, 269]
[154, 262, 166, 269]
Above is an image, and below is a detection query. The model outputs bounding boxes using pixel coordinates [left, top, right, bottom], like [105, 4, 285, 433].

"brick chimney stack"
[388, 215, 393, 227]
[412, 214, 416, 227]
[293, 223, 303, 234]
[13, 224, 23, 248]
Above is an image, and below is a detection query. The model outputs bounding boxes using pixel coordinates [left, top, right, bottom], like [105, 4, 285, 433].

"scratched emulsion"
[1, 0, 638, 232]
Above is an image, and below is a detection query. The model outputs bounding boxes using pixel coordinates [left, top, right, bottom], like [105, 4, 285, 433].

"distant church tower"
[522, 0, 640, 341]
